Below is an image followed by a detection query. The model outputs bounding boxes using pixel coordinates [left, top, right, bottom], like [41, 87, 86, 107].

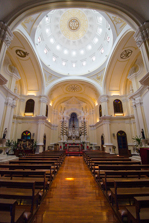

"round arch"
[46, 76, 102, 96]
[5, 1, 142, 31]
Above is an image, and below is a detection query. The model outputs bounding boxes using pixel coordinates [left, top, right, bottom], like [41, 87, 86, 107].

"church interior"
[0, 0, 149, 223]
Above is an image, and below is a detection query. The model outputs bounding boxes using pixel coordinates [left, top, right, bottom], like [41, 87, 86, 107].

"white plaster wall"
[0, 92, 5, 136]
[142, 91, 149, 136]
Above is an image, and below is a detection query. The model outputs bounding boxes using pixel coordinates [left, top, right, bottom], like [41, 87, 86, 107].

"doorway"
[117, 131, 128, 156]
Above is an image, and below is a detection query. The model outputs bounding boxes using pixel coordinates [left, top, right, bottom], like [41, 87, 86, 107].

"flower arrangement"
[132, 136, 142, 147]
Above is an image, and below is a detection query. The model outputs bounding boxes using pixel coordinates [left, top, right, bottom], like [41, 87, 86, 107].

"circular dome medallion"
[60, 9, 88, 40]
[66, 84, 82, 92]
[68, 17, 80, 31]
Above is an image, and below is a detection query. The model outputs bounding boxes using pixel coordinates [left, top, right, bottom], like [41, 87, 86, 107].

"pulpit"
[140, 147, 149, 164]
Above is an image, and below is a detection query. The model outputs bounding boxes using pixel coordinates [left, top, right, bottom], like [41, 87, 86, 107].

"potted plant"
[132, 136, 142, 153]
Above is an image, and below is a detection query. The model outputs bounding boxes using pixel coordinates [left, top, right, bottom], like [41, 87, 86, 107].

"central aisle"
[34, 157, 119, 223]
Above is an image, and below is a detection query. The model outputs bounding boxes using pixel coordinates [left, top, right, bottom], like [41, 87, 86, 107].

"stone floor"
[33, 156, 119, 223]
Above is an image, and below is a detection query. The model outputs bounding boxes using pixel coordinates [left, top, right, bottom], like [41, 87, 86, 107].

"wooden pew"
[0, 164, 52, 181]
[0, 179, 40, 215]
[110, 179, 149, 222]
[0, 170, 48, 192]
[102, 170, 149, 193]
[97, 165, 149, 181]
[90, 161, 141, 174]
[126, 196, 149, 223]
[0, 199, 25, 223]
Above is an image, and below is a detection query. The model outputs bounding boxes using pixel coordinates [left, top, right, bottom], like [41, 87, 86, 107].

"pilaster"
[0, 21, 13, 70]
[134, 22, 149, 72]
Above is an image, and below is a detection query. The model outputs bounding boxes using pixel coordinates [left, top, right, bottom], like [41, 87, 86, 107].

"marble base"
[0, 154, 18, 163]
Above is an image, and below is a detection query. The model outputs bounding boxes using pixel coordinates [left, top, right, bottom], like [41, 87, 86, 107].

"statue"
[141, 129, 145, 139]
[3, 128, 7, 139]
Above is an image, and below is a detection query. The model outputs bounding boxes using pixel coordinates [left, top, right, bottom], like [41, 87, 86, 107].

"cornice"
[0, 85, 19, 100]
[0, 74, 8, 85]
[128, 85, 149, 100]
[139, 72, 149, 86]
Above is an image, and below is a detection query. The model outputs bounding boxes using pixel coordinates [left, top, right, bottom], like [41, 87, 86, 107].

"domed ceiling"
[35, 9, 113, 76]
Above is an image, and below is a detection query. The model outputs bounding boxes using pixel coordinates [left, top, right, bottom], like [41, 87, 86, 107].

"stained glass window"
[99, 105, 102, 117]
[25, 99, 35, 113]
[113, 99, 123, 114]
[21, 130, 31, 139]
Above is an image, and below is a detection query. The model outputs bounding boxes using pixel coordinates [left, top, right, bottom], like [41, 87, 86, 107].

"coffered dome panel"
[35, 8, 113, 76]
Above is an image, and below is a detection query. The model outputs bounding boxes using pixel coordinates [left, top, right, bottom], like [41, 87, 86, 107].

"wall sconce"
[112, 133, 115, 138]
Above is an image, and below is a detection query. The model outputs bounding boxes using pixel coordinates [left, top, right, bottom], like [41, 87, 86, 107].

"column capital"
[99, 95, 109, 103]
[0, 21, 13, 47]
[134, 22, 149, 48]
[39, 96, 48, 104]
[5, 97, 13, 107]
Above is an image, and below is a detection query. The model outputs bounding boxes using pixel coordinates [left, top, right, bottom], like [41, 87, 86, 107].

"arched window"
[46, 104, 48, 117]
[113, 99, 123, 115]
[21, 130, 31, 139]
[25, 99, 35, 115]
[99, 105, 102, 117]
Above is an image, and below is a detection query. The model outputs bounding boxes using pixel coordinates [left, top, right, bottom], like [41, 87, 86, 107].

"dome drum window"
[113, 99, 123, 116]
[25, 99, 35, 116]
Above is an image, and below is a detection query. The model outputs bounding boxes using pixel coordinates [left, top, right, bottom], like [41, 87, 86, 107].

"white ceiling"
[35, 8, 113, 75]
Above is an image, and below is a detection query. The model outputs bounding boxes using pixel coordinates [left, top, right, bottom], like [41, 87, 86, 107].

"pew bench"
[0, 170, 48, 192]
[0, 199, 25, 223]
[110, 179, 149, 222]
[102, 170, 149, 192]
[126, 196, 149, 223]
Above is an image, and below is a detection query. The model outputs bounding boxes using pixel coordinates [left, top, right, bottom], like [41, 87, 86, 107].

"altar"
[67, 144, 81, 152]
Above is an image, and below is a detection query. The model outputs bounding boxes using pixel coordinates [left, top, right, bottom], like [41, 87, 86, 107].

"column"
[134, 22, 149, 72]
[39, 96, 48, 116]
[36, 118, 46, 153]
[0, 21, 13, 71]
[7, 100, 16, 139]
[2, 97, 13, 134]
[19, 97, 25, 116]
[132, 100, 140, 136]
[100, 95, 109, 116]
[103, 119, 113, 153]
[135, 97, 145, 133]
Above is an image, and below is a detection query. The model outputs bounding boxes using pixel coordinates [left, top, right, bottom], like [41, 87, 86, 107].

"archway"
[117, 130, 128, 156]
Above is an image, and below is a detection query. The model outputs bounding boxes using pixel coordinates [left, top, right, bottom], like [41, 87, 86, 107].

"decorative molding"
[0, 73, 7, 85]
[134, 22, 149, 48]
[129, 85, 149, 100]
[0, 21, 13, 47]
[99, 95, 108, 103]
[139, 72, 149, 86]
[39, 96, 48, 104]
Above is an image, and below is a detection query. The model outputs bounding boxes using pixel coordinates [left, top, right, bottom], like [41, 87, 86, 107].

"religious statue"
[3, 128, 7, 139]
[141, 129, 145, 139]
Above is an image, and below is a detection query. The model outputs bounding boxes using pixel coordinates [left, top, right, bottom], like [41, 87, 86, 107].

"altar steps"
[65, 151, 83, 156]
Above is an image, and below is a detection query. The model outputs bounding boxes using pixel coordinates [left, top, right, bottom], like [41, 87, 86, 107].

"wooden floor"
[33, 157, 119, 223]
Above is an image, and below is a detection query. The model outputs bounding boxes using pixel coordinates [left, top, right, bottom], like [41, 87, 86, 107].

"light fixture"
[38, 36, 41, 43]
[107, 36, 110, 42]
[101, 48, 104, 54]
[72, 63, 76, 68]
[44, 48, 47, 54]
[114, 113, 124, 116]
[80, 50, 84, 55]
[45, 15, 49, 21]
[82, 61, 86, 66]
[64, 49, 68, 54]
[50, 38, 54, 44]
[62, 61, 66, 66]
[46, 29, 49, 33]
[87, 45, 92, 50]
[92, 56, 96, 61]
[97, 28, 102, 35]
[93, 37, 98, 44]
[56, 45, 61, 50]
[72, 51, 76, 56]
[53, 57, 56, 62]
[65, 178, 74, 181]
